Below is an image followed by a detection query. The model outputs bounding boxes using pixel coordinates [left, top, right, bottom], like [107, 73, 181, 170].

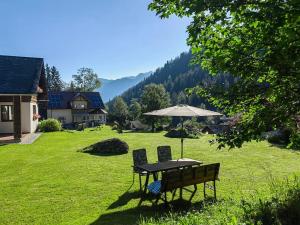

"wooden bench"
[155, 163, 220, 204]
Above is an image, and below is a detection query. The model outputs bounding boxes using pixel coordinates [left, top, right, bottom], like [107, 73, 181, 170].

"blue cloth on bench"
[147, 180, 161, 194]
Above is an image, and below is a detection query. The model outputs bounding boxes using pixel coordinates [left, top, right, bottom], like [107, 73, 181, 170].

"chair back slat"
[132, 149, 148, 172]
[161, 163, 220, 192]
[157, 146, 172, 162]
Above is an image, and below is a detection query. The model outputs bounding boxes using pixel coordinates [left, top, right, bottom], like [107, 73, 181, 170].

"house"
[0, 55, 47, 141]
[47, 92, 107, 126]
[129, 120, 149, 131]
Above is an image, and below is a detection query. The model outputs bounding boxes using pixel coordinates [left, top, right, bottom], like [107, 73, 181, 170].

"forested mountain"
[115, 52, 234, 109]
[98, 71, 152, 102]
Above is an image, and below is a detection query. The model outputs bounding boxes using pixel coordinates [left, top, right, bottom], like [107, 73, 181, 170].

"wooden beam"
[0, 95, 34, 102]
[13, 96, 22, 140]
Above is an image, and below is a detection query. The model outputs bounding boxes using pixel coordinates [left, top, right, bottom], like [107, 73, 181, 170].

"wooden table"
[136, 159, 202, 196]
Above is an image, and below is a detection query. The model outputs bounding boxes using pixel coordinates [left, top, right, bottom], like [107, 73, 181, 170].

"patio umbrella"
[144, 104, 222, 158]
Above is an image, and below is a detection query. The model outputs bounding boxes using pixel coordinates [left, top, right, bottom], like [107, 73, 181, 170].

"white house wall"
[21, 102, 31, 133]
[0, 101, 38, 134]
[30, 102, 39, 133]
[47, 109, 73, 124]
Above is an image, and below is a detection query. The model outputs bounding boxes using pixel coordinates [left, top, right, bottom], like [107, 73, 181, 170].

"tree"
[177, 91, 187, 105]
[45, 64, 64, 91]
[141, 83, 171, 131]
[64, 81, 77, 92]
[149, 0, 300, 148]
[109, 96, 129, 126]
[72, 67, 101, 91]
[129, 99, 142, 121]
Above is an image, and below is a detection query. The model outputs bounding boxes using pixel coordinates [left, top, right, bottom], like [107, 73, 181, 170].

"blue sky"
[0, 0, 189, 81]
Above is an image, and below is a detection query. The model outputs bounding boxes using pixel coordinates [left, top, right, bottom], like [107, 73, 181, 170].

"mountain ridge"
[110, 51, 233, 109]
[98, 71, 152, 102]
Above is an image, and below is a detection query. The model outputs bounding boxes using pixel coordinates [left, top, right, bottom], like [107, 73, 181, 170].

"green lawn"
[0, 126, 299, 225]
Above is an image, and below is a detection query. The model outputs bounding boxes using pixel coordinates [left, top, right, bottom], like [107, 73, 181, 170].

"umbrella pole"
[181, 118, 184, 158]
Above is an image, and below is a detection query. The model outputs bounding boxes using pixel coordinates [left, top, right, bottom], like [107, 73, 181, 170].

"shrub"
[165, 129, 190, 138]
[242, 177, 300, 225]
[139, 177, 300, 225]
[39, 119, 62, 132]
[287, 132, 300, 150]
[182, 119, 203, 136]
[266, 129, 291, 145]
[82, 138, 128, 155]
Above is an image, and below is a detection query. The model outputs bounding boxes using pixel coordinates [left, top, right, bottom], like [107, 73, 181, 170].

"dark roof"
[0, 55, 44, 94]
[48, 92, 105, 109]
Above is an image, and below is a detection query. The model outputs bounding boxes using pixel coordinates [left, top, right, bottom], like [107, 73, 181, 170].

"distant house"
[47, 92, 107, 126]
[0, 55, 47, 140]
[129, 120, 149, 131]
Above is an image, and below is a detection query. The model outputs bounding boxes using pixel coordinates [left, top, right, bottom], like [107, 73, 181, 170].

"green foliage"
[39, 118, 62, 132]
[287, 132, 300, 150]
[108, 96, 129, 126]
[129, 99, 142, 120]
[140, 177, 300, 225]
[72, 67, 101, 91]
[45, 64, 64, 91]
[117, 52, 233, 108]
[182, 118, 203, 137]
[266, 129, 291, 145]
[141, 83, 171, 131]
[149, 0, 300, 149]
[242, 177, 300, 225]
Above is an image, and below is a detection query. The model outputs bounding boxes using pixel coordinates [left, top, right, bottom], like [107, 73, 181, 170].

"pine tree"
[50, 66, 64, 91]
[45, 64, 64, 91]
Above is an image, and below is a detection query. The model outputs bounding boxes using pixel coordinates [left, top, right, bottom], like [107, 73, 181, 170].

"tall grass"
[139, 176, 300, 225]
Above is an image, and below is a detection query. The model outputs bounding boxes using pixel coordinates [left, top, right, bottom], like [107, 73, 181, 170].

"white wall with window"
[0, 101, 39, 134]
[0, 103, 14, 133]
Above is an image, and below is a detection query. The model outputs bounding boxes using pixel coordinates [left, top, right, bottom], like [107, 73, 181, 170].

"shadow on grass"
[268, 143, 300, 153]
[81, 151, 128, 157]
[123, 130, 163, 134]
[78, 147, 128, 157]
[91, 188, 218, 225]
[107, 190, 141, 210]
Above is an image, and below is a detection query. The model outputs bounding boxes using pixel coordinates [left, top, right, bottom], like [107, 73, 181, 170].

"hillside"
[117, 52, 233, 108]
[98, 71, 152, 102]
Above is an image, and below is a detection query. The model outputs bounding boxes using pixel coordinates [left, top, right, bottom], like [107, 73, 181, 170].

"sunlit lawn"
[0, 126, 299, 225]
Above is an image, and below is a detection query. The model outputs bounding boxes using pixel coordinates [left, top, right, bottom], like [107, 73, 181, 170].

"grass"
[0, 126, 300, 225]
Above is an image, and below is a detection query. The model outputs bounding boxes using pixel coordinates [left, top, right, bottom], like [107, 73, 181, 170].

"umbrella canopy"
[144, 104, 222, 158]
[143, 104, 222, 117]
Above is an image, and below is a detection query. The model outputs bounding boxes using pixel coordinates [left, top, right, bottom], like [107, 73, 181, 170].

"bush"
[182, 119, 203, 136]
[165, 129, 190, 138]
[287, 132, 300, 150]
[266, 129, 291, 145]
[39, 119, 62, 132]
[242, 177, 300, 225]
[82, 138, 128, 155]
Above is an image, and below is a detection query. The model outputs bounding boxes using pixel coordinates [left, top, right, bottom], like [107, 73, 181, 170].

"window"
[33, 105, 37, 114]
[1, 105, 13, 122]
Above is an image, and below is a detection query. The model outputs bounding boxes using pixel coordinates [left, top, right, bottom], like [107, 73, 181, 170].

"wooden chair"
[132, 149, 148, 192]
[157, 145, 172, 162]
